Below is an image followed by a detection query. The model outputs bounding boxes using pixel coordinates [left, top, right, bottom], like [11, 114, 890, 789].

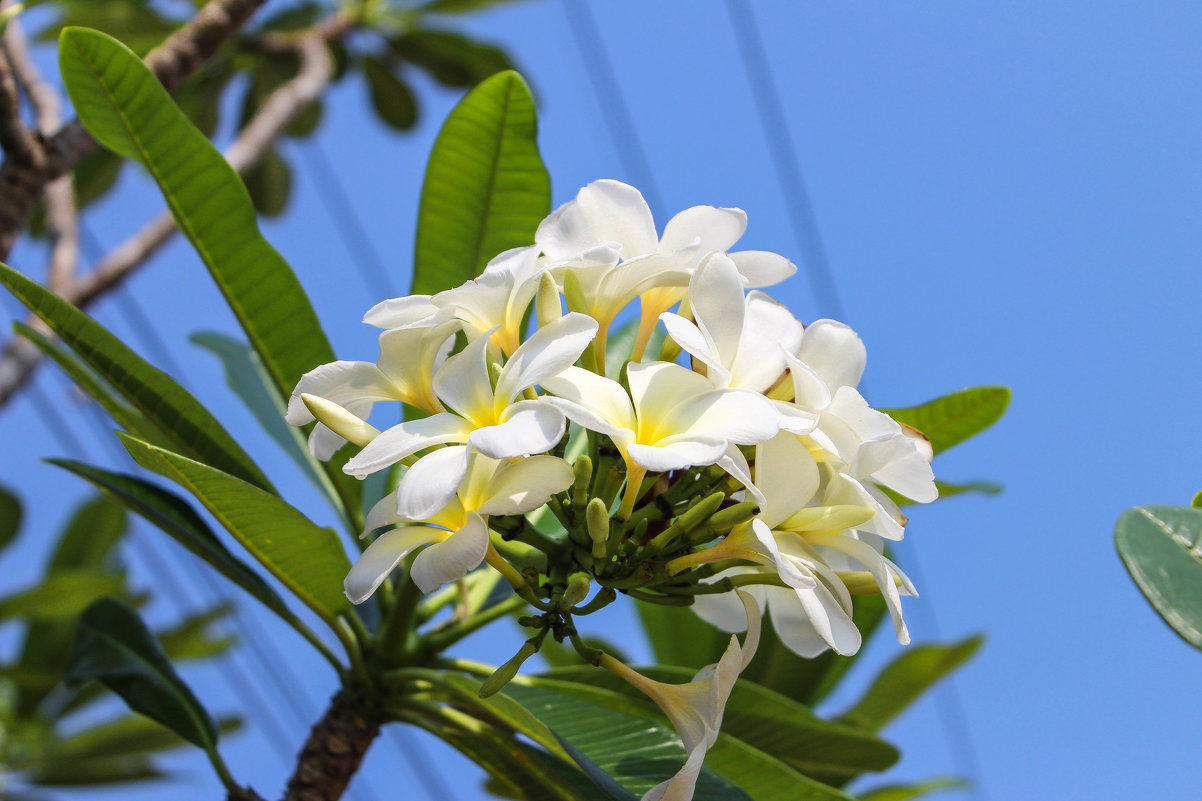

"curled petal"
[689, 252, 746, 370]
[343, 413, 472, 478]
[395, 446, 470, 521]
[727, 250, 796, 288]
[432, 330, 496, 422]
[471, 401, 566, 459]
[537, 179, 658, 260]
[362, 295, 441, 329]
[345, 526, 444, 603]
[410, 512, 490, 593]
[796, 319, 866, 393]
[493, 313, 598, 406]
[478, 455, 575, 516]
[627, 437, 728, 472]
[660, 205, 747, 252]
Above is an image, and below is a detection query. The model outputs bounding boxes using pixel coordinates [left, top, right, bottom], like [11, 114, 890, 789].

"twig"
[0, 0, 272, 257]
[0, 31, 334, 407]
[0, 10, 38, 166]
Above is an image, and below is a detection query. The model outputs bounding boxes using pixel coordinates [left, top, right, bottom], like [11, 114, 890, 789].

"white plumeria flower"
[345, 454, 574, 600]
[541, 361, 784, 517]
[286, 309, 458, 459]
[660, 251, 806, 394]
[535, 180, 795, 365]
[784, 319, 938, 505]
[342, 313, 597, 506]
[431, 245, 549, 357]
[601, 591, 761, 801]
[684, 432, 916, 657]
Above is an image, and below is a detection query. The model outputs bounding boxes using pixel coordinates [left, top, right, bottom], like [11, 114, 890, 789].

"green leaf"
[24, 755, 164, 786]
[1192, 491, 1202, 508]
[1115, 505, 1202, 649]
[72, 147, 125, 209]
[15, 322, 172, 450]
[390, 30, 513, 88]
[38, 0, 177, 56]
[157, 602, 236, 662]
[546, 666, 898, 786]
[0, 483, 21, 553]
[412, 70, 549, 295]
[244, 148, 293, 217]
[364, 55, 418, 131]
[636, 600, 729, 670]
[49, 494, 127, 572]
[420, 0, 531, 12]
[48, 713, 241, 760]
[838, 635, 983, 732]
[0, 570, 125, 622]
[118, 435, 353, 630]
[507, 676, 856, 800]
[47, 459, 310, 635]
[66, 598, 217, 750]
[58, 27, 338, 412]
[0, 265, 271, 491]
[883, 386, 1010, 455]
[857, 777, 969, 801]
[189, 331, 349, 522]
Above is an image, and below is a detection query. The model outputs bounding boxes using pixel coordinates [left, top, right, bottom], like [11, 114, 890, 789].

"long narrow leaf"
[838, 635, 984, 732]
[412, 69, 549, 294]
[117, 435, 353, 631]
[47, 458, 312, 635]
[0, 570, 124, 622]
[883, 387, 1010, 455]
[0, 263, 271, 490]
[0, 483, 19, 553]
[1115, 505, 1202, 649]
[66, 599, 218, 750]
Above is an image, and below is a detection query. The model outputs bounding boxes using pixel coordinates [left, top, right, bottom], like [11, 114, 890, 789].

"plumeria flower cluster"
[287, 179, 937, 800]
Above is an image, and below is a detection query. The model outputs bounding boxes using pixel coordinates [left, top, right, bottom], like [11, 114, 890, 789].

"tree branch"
[0, 0, 271, 257]
[0, 31, 334, 408]
[282, 689, 381, 801]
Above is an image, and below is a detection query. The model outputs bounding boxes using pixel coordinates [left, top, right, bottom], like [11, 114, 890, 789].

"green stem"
[376, 575, 424, 666]
[621, 588, 694, 606]
[424, 594, 527, 651]
[205, 745, 239, 794]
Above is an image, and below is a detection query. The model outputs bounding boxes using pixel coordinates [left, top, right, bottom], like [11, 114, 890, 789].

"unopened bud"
[699, 500, 760, 538]
[561, 572, 592, 608]
[562, 269, 588, 315]
[586, 498, 610, 560]
[478, 640, 539, 698]
[535, 272, 563, 328]
[301, 394, 380, 447]
[572, 455, 593, 508]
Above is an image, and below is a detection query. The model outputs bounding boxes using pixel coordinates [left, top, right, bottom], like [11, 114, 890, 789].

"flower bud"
[572, 455, 593, 508]
[698, 500, 760, 539]
[560, 572, 592, 608]
[478, 640, 539, 698]
[586, 497, 611, 560]
[535, 271, 563, 328]
[561, 269, 588, 315]
[301, 394, 380, 447]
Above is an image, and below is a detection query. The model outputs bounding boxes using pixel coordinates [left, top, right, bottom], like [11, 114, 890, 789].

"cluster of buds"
[287, 180, 937, 800]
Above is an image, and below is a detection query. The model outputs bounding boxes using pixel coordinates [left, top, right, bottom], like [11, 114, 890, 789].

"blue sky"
[3, 1, 1202, 799]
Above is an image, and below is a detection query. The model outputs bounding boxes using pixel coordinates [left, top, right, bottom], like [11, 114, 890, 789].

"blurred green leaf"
[0, 483, 20, 553]
[48, 494, 126, 572]
[0, 570, 124, 622]
[157, 603, 236, 662]
[24, 754, 164, 786]
[420, 0, 531, 12]
[838, 635, 983, 732]
[740, 594, 887, 708]
[37, 0, 177, 56]
[72, 147, 125, 210]
[119, 435, 353, 631]
[364, 55, 418, 131]
[412, 70, 549, 294]
[0, 265, 272, 491]
[47, 713, 241, 760]
[635, 600, 729, 670]
[1116, 505, 1202, 650]
[1192, 491, 1202, 508]
[283, 98, 323, 138]
[883, 387, 1010, 455]
[546, 666, 898, 787]
[857, 776, 969, 801]
[391, 30, 513, 88]
[244, 148, 293, 217]
[67, 599, 217, 750]
[50, 457, 334, 640]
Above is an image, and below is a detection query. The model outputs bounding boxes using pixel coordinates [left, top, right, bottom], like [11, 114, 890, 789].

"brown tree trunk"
[283, 689, 381, 801]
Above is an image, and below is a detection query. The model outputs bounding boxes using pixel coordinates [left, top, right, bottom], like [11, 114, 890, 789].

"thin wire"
[723, 0, 846, 324]
[723, 3, 989, 797]
[300, 140, 398, 299]
[561, 0, 664, 216]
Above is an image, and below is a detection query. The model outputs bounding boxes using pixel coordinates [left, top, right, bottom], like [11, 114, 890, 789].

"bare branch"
[5, 17, 78, 293]
[0, 31, 334, 408]
[0, 29, 38, 166]
[0, 0, 272, 257]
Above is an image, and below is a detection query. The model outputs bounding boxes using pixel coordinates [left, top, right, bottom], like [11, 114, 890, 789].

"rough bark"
[283, 690, 381, 801]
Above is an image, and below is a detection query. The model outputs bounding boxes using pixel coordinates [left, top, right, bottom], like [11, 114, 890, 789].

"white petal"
[395, 446, 470, 521]
[541, 366, 636, 432]
[785, 352, 832, 411]
[730, 292, 804, 393]
[771, 581, 861, 657]
[409, 513, 490, 593]
[727, 250, 796, 288]
[345, 527, 444, 603]
[537, 180, 658, 260]
[811, 532, 909, 645]
[659, 205, 747, 252]
[627, 438, 727, 472]
[754, 433, 820, 528]
[626, 361, 715, 421]
[822, 473, 905, 541]
[432, 330, 496, 422]
[471, 400, 566, 459]
[343, 413, 472, 478]
[659, 312, 727, 385]
[716, 444, 764, 510]
[797, 320, 866, 391]
[362, 295, 440, 329]
[493, 313, 598, 405]
[286, 361, 396, 425]
[364, 489, 403, 533]
[478, 455, 575, 515]
[669, 388, 782, 445]
[689, 253, 746, 369]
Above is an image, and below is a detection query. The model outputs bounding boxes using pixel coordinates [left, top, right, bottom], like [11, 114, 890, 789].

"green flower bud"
[478, 640, 539, 698]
